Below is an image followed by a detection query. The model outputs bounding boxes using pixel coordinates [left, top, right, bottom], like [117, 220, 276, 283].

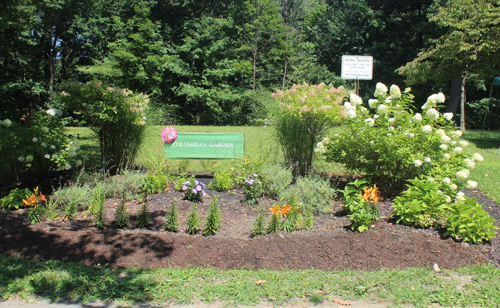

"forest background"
[1, 0, 500, 128]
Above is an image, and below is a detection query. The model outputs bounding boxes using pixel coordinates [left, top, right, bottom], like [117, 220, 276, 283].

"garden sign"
[163, 130, 245, 160]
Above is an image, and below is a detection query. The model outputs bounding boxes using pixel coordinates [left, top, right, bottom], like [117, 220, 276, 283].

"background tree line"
[1, 0, 499, 128]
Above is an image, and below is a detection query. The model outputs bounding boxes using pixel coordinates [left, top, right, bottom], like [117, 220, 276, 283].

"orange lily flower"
[269, 204, 281, 215]
[281, 204, 293, 217]
[40, 192, 47, 203]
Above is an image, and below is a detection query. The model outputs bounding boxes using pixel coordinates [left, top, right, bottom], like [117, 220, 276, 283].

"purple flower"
[202, 190, 206, 197]
[196, 185, 202, 192]
[182, 185, 188, 191]
[192, 189, 197, 194]
[248, 174, 253, 178]
[258, 181, 262, 185]
[183, 181, 190, 185]
[253, 173, 258, 177]
[200, 182, 206, 187]
[195, 180, 199, 185]
[248, 179, 254, 185]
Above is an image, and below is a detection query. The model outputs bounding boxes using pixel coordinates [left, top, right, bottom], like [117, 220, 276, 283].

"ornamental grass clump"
[270, 83, 347, 177]
[320, 83, 485, 197]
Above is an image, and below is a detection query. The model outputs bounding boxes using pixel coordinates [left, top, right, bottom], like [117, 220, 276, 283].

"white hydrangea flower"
[440, 135, 451, 144]
[388, 117, 396, 123]
[65, 164, 72, 170]
[439, 144, 448, 150]
[41, 142, 47, 148]
[344, 101, 352, 109]
[454, 147, 463, 153]
[464, 158, 475, 169]
[374, 82, 388, 96]
[385, 96, 392, 104]
[445, 195, 452, 203]
[409, 133, 415, 138]
[315, 142, 325, 154]
[377, 104, 388, 115]
[466, 180, 478, 189]
[435, 129, 446, 136]
[368, 99, 378, 109]
[350, 93, 362, 105]
[443, 177, 451, 184]
[450, 140, 457, 145]
[395, 110, 405, 120]
[374, 114, 379, 119]
[3, 119, 12, 127]
[456, 169, 470, 180]
[388, 126, 395, 130]
[44, 154, 50, 159]
[52, 154, 58, 159]
[18, 156, 25, 162]
[365, 118, 375, 127]
[443, 113, 454, 121]
[425, 157, 432, 163]
[26, 155, 33, 162]
[50, 145, 56, 150]
[426, 108, 439, 120]
[33, 137, 38, 143]
[456, 191, 466, 202]
[450, 183, 458, 190]
[413, 113, 422, 123]
[444, 153, 451, 159]
[390, 84, 401, 98]
[46, 108, 63, 117]
[450, 130, 462, 139]
[421, 125, 432, 133]
[427, 178, 434, 182]
[42, 127, 49, 133]
[347, 109, 357, 118]
[472, 153, 484, 162]
[414, 159, 423, 167]
[437, 92, 445, 103]
[459, 140, 468, 147]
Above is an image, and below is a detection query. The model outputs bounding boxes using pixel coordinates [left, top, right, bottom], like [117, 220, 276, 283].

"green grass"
[1, 255, 499, 307]
[461, 130, 500, 202]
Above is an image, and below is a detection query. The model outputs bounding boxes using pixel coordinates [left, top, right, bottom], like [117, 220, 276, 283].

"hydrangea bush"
[321, 83, 483, 196]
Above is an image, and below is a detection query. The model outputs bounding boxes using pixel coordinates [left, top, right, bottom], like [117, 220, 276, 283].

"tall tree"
[397, 0, 500, 130]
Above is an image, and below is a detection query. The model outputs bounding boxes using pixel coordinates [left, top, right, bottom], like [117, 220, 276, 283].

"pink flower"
[161, 126, 178, 144]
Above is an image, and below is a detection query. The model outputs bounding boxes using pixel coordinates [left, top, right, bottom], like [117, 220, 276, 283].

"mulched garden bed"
[1, 175, 499, 271]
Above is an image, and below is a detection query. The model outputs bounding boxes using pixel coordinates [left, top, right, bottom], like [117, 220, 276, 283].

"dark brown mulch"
[0, 178, 498, 271]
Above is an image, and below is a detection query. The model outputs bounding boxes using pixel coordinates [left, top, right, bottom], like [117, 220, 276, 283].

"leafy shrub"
[0, 188, 33, 210]
[270, 83, 347, 177]
[392, 178, 449, 228]
[258, 162, 293, 197]
[103, 170, 147, 199]
[280, 176, 336, 215]
[344, 185, 380, 232]
[442, 196, 498, 244]
[53, 183, 94, 212]
[322, 83, 482, 196]
[208, 171, 233, 191]
[243, 174, 263, 205]
[165, 199, 180, 232]
[58, 82, 148, 174]
[140, 173, 168, 195]
[203, 195, 222, 236]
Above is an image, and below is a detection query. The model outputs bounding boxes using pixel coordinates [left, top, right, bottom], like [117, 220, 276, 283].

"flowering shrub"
[243, 174, 263, 205]
[321, 83, 483, 196]
[271, 83, 347, 176]
[0, 107, 82, 184]
[182, 176, 207, 203]
[57, 82, 148, 174]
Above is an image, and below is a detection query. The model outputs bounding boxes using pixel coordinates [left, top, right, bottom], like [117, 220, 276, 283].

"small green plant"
[200, 160, 218, 173]
[280, 175, 336, 215]
[304, 206, 314, 229]
[140, 173, 168, 195]
[165, 199, 180, 232]
[392, 178, 448, 228]
[345, 185, 380, 232]
[22, 188, 46, 224]
[258, 162, 293, 197]
[208, 171, 234, 191]
[442, 196, 498, 244]
[43, 198, 61, 220]
[251, 204, 268, 237]
[89, 184, 105, 215]
[309, 293, 324, 305]
[203, 195, 222, 236]
[64, 201, 78, 220]
[267, 205, 283, 234]
[243, 174, 263, 205]
[174, 173, 188, 191]
[186, 204, 201, 235]
[93, 198, 106, 229]
[0, 188, 33, 210]
[137, 203, 152, 228]
[114, 199, 129, 228]
[181, 176, 207, 203]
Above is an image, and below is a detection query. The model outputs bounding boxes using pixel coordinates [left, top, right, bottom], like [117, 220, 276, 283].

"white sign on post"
[341, 55, 373, 80]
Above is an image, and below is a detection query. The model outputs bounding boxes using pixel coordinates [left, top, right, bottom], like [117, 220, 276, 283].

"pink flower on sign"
[161, 126, 177, 144]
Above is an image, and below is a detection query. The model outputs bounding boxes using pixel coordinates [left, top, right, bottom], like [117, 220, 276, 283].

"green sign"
[165, 133, 245, 160]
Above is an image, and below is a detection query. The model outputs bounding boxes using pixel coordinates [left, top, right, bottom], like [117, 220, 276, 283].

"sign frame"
[341, 55, 373, 80]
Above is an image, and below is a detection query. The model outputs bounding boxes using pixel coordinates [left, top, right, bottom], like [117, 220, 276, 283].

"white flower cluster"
[315, 137, 330, 154]
[1, 119, 12, 127]
[46, 108, 63, 117]
[374, 83, 388, 97]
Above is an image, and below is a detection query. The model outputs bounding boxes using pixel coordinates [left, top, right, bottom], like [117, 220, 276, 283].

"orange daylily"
[39, 192, 47, 203]
[269, 204, 281, 215]
[281, 204, 293, 217]
[23, 194, 39, 210]
[362, 185, 380, 205]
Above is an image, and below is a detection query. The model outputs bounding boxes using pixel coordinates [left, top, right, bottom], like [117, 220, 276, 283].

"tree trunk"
[446, 73, 461, 125]
[460, 74, 466, 131]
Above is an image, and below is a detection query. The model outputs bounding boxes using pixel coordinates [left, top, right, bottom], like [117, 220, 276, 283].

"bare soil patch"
[1, 176, 499, 271]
